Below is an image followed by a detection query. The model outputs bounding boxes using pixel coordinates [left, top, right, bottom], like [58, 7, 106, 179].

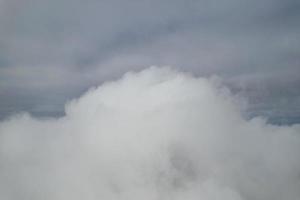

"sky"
[0, 0, 299, 124]
[0, 1, 300, 199]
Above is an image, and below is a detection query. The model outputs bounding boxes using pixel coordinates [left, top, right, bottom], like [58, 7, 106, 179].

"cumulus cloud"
[0, 67, 299, 200]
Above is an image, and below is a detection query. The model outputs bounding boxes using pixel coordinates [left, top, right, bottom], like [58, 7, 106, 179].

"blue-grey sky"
[1, 2, 300, 199]
[0, 0, 300, 123]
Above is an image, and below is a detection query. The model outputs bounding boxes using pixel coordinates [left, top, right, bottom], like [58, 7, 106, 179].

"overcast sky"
[1, 2, 300, 199]
[0, 0, 300, 124]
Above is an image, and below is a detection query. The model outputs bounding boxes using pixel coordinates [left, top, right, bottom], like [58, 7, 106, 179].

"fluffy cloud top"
[0, 67, 299, 200]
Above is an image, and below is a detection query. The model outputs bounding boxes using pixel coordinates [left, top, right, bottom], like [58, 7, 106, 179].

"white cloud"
[0, 67, 299, 199]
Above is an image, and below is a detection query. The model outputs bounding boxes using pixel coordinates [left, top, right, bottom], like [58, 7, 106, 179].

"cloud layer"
[1, 67, 299, 200]
[0, 0, 299, 122]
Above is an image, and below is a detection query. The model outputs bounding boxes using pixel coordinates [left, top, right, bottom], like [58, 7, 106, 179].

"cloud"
[0, 0, 299, 120]
[0, 67, 299, 199]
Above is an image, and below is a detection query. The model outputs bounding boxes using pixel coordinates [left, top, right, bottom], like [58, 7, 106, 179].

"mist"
[0, 67, 299, 200]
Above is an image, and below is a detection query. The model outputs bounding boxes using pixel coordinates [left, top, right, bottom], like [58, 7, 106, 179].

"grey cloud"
[0, 0, 299, 122]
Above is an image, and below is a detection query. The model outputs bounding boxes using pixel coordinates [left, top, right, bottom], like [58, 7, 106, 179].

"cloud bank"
[0, 67, 299, 200]
[0, 0, 299, 121]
